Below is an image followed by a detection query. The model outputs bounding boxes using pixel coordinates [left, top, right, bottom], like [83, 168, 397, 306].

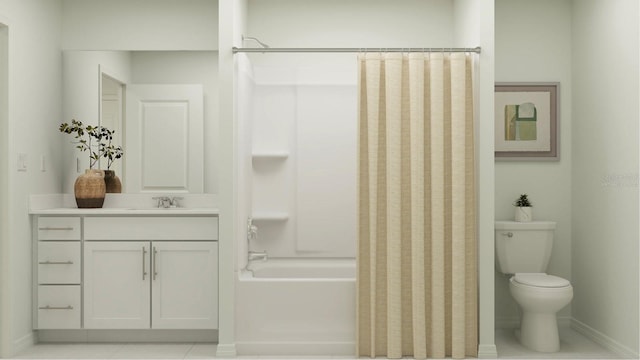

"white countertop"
[30, 207, 220, 216]
[29, 194, 220, 216]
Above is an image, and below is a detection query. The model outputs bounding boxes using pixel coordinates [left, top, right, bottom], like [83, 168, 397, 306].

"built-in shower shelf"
[251, 212, 290, 221]
[251, 152, 289, 160]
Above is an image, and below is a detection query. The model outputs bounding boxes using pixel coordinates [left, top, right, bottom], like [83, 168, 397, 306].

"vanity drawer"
[37, 217, 81, 241]
[84, 216, 218, 241]
[37, 285, 81, 329]
[38, 242, 81, 284]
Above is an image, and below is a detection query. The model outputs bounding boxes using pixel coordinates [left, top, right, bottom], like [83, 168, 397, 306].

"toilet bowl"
[509, 273, 573, 352]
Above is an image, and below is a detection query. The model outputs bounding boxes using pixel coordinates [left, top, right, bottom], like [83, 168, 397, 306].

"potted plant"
[99, 127, 124, 193]
[59, 119, 124, 207]
[513, 194, 533, 222]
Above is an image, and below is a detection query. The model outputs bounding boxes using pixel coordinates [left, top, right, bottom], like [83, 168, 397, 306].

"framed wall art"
[495, 82, 559, 160]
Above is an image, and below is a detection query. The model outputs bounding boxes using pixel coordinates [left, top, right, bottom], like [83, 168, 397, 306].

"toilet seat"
[513, 273, 570, 288]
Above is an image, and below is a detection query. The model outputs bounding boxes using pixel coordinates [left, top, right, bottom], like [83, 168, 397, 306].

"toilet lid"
[513, 273, 570, 288]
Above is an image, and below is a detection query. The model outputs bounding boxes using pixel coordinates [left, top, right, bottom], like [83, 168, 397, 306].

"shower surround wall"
[235, 55, 358, 355]
[246, 55, 358, 258]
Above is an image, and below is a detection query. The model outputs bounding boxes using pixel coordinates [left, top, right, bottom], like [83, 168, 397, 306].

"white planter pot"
[515, 207, 533, 222]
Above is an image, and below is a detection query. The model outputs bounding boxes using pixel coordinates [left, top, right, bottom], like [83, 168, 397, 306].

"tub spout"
[248, 251, 268, 262]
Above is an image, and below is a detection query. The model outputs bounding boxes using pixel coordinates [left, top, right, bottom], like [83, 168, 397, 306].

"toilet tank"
[495, 221, 556, 274]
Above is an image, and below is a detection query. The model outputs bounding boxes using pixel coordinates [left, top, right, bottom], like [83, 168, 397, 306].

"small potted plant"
[513, 194, 533, 222]
[59, 119, 124, 207]
[99, 127, 124, 193]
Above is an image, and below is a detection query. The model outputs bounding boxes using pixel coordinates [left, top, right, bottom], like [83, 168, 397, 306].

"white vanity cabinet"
[34, 213, 219, 332]
[83, 241, 218, 329]
[83, 217, 218, 330]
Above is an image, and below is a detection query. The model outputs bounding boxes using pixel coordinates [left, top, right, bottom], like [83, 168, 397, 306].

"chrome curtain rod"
[232, 46, 481, 54]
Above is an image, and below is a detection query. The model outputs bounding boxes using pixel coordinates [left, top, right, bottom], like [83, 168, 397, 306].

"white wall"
[0, 21, 9, 359]
[247, 0, 453, 50]
[494, 0, 573, 326]
[0, 0, 63, 356]
[62, 0, 218, 50]
[453, 0, 496, 356]
[571, 0, 639, 356]
[217, 0, 246, 355]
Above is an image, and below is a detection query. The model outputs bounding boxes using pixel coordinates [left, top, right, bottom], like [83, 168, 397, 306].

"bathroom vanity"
[31, 208, 219, 335]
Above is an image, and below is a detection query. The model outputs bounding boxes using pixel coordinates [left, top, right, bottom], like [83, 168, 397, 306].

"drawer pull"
[38, 261, 74, 265]
[153, 247, 158, 280]
[39, 305, 73, 310]
[39, 227, 74, 231]
[142, 246, 148, 280]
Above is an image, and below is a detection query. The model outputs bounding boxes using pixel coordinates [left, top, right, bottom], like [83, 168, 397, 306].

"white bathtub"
[236, 258, 356, 356]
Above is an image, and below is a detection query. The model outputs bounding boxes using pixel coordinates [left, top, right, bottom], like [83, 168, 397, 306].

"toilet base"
[519, 312, 560, 352]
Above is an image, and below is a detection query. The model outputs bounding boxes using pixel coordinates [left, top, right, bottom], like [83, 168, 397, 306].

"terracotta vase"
[74, 169, 106, 208]
[104, 170, 122, 193]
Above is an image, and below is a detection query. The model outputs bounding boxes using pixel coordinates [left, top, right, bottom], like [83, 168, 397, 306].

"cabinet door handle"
[142, 246, 148, 280]
[38, 261, 73, 265]
[153, 247, 158, 280]
[38, 227, 74, 231]
[39, 305, 73, 310]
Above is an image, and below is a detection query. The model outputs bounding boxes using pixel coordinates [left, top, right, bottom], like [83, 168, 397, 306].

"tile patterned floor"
[10, 328, 622, 360]
[495, 327, 622, 359]
[13, 343, 211, 359]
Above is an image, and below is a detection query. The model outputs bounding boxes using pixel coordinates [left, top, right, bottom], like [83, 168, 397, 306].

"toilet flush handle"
[502, 232, 513, 238]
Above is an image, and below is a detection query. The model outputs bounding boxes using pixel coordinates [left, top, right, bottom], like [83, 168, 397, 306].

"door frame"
[0, 18, 11, 358]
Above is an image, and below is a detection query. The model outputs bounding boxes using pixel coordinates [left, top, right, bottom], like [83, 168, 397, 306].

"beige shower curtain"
[357, 52, 477, 359]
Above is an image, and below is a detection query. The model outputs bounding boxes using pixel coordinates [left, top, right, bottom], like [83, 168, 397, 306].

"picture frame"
[495, 82, 559, 161]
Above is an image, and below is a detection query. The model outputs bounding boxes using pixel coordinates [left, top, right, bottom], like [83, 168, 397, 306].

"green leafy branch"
[59, 119, 124, 170]
[100, 127, 123, 170]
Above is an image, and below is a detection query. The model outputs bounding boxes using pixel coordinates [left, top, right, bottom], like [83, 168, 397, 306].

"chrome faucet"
[245, 217, 268, 268]
[152, 196, 183, 208]
[153, 197, 170, 208]
[169, 197, 183, 208]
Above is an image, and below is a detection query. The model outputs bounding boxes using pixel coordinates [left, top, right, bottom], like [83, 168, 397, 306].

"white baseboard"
[13, 331, 35, 356]
[236, 341, 355, 356]
[571, 318, 639, 359]
[36, 329, 217, 343]
[215, 343, 237, 357]
[477, 343, 498, 358]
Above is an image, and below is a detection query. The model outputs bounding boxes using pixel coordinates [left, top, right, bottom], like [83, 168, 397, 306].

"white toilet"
[495, 221, 573, 353]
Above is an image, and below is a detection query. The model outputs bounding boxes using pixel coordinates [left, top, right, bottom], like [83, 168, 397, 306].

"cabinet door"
[151, 242, 218, 329]
[84, 242, 151, 329]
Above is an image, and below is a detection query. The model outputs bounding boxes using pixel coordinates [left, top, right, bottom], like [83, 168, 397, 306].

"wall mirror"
[63, 50, 219, 194]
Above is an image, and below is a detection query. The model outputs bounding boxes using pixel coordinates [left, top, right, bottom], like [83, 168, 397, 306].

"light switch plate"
[17, 153, 27, 172]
